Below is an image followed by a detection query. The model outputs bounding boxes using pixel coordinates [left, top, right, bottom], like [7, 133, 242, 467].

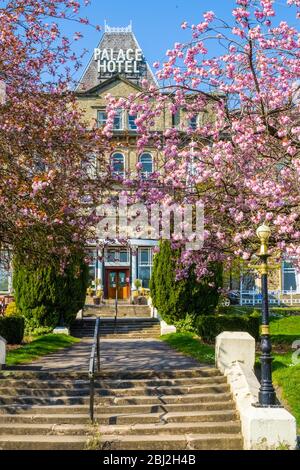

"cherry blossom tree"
[0, 0, 110, 267]
[104, 0, 300, 278]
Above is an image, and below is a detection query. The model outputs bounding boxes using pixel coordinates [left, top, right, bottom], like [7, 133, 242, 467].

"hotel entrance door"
[106, 269, 130, 300]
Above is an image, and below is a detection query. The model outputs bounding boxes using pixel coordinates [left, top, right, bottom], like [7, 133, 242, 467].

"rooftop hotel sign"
[94, 48, 144, 77]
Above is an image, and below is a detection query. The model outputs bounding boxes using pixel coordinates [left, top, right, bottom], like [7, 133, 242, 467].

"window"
[189, 115, 198, 130]
[120, 250, 129, 263]
[139, 153, 153, 179]
[113, 109, 123, 130]
[88, 251, 97, 286]
[106, 249, 129, 263]
[97, 111, 107, 127]
[107, 250, 117, 262]
[283, 261, 297, 292]
[0, 267, 9, 292]
[111, 153, 125, 178]
[138, 248, 153, 288]
[128, 114, 137, 131]
[172, 111, 180, 128]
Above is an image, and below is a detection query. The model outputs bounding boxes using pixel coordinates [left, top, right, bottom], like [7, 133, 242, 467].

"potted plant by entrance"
[93, 288, 103, 305]
[86, 286, 94, 305]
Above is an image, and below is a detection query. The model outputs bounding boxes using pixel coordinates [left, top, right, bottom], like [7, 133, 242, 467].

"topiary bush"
[196, 313, 260, 342]
[0, 316, 25, 344]
[13, 252, 89, 329]
[150, 240, 223, 325]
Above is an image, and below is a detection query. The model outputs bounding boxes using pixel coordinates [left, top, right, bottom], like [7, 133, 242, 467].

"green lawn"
[270, 315, 300, 345]
[162, 316, 300, 433]
[162, 332, 215, 365]
[272, 352, 300, 434]
[6, 334, 80, 366]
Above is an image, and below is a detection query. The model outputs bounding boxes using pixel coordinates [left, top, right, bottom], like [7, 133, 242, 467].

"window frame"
[111, 152, 125, 178]
[97, 110, 107, 128]
[139, 153, 153, 180]
[113, 109, 124, 131]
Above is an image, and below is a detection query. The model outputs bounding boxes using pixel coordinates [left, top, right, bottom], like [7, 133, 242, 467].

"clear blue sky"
[67, 0, 298, 82]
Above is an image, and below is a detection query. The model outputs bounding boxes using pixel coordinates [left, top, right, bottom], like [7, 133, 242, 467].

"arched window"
[111, 153, 125, 178]
[139, 153, 153, 179]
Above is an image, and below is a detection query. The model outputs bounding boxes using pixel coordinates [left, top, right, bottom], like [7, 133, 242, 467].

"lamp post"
[255, 225, 277, 406]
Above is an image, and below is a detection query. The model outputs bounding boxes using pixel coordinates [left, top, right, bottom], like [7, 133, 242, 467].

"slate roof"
[76, 28, 157, 93]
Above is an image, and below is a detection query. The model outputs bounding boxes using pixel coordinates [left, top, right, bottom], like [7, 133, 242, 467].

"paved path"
[8, 337, 93, 372]
[8, 335, 204, 372]
[100, 338, 204, 371]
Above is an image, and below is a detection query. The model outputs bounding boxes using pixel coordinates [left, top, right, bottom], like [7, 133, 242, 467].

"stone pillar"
[0, 336, 7, 369]
[215, 332, 297, 450]
[131, 246, 138, 291]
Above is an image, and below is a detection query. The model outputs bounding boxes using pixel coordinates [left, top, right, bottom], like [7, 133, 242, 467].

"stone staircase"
[85, 305, 152, 318]
[99, 318, 161, 339]
[71, 317, 161, 339]
[0, 371, 94, 450]
[98, 368, 243, 450]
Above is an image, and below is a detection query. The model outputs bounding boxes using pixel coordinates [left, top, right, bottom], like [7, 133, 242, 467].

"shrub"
[25, 326, 53, 337]
[13, 252, 89, 329]
[0, 316, 25, 344]
[196, 313, 260, 342]
[174, 314, 197, 334]
[150, 240, 223, 324]
[4, 302, 20, 317]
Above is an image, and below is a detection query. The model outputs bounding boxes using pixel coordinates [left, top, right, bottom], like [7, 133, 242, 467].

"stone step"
[98, 410, 237, 426]
[0, 396, 93, 406]
[0, 383, 230, 398]
[0, 368, 219, 380]
[0, 435, 88, 450]
[96, 401, 236, 415]
[0, 372, 89, 380]
[98, 433, 243, 450]
[99, 420, 241, 436]
[100, 335, 161, 339]
[98, 368, 222, 379]
[99, 329, 161, 334]
[98, 376, 227, 387]
[98, 313, 151, 318]
[99, 384, 230, 396]
[0, 388, 91, 397]
[0, 423, 91, 436]
[0, 414, 91, 424]
[98, 392, 233, 406]
[0, 401, 236, 415]
[0, 380, 93, 389]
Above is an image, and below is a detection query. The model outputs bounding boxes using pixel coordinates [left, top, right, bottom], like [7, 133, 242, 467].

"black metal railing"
[88, 317, 100, 422]
[114, 290, 118, 333]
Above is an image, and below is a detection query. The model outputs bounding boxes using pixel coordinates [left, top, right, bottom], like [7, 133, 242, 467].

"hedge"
[196, 314, 260, 342]
[0, 316, 25, 344]
[218, 305, 300, 317]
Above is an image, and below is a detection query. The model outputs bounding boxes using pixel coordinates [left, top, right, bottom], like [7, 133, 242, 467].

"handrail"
[114, 290, 118, 333]
[89, 318, 100, 423]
